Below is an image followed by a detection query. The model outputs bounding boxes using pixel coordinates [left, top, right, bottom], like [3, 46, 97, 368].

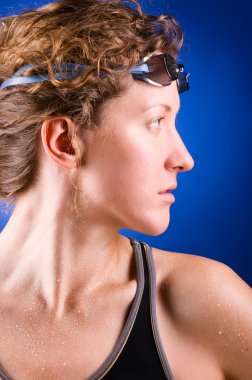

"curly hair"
[0, 0, 183, 201]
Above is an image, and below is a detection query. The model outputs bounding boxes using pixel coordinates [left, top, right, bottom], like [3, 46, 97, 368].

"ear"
[41, 116, 80, 169]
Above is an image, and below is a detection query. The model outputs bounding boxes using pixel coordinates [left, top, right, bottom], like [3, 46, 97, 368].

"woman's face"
[78, 77, 194, 236]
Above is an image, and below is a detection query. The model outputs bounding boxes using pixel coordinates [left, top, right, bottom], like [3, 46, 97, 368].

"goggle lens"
[131, 54, 190, 93]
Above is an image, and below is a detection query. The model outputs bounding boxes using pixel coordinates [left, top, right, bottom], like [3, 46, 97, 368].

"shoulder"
[151, 246, 252, 380]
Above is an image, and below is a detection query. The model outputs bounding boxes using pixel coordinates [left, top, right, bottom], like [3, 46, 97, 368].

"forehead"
[104, 78, 180, 119]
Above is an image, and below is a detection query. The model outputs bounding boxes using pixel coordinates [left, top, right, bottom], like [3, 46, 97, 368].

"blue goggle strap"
[0, 63, 87, 89]
[0, 61, 188, 90]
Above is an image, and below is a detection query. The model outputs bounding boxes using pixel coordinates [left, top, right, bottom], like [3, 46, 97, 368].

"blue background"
[0, 0, 251, 286]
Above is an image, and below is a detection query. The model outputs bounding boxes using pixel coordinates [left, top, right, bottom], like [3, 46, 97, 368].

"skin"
[0, 72, 251, 379]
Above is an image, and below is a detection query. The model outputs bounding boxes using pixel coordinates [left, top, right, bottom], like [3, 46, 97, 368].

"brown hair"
[0, 0, 183, 201]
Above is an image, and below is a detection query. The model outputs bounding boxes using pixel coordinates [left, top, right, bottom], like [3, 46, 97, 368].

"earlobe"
[41, 117, 78, 169]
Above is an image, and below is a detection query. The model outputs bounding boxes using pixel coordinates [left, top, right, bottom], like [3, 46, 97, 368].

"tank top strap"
[139, 240, 175, 380]
[100, 236, 171, 379]
[0, 367, 11, 380]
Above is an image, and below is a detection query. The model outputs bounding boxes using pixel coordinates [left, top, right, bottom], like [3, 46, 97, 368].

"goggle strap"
[130, 63, 150, 74]
[0, 63, 87, 89]
[0, 57, 190, 93]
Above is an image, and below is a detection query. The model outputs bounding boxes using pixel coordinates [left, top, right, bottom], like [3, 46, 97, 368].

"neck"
[0, 187, 132, 319]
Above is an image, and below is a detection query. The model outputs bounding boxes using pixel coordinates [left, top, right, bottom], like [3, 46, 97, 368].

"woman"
[0, 0, 251, 379]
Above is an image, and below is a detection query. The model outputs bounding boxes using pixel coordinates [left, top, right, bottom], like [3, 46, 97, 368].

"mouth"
[158, 184, 177, 194]
[158, 184, 177, 203]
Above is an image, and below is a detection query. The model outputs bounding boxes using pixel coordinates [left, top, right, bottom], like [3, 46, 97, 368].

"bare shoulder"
[151, 246, 252, 380]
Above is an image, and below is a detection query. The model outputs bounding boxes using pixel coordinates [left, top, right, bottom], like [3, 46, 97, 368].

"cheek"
[84, 120, 164, 208]
[100, 137, 159, 204]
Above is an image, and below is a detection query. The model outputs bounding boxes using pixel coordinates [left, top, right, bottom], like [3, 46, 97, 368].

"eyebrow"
[142, 103, 180, 114]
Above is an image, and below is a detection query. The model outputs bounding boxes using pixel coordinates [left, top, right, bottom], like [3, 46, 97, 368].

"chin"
[127, 213, 171, 237]
[144, 222, 170, 236]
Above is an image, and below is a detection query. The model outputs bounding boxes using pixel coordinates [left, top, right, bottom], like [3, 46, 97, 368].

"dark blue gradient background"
[0, 0, 251, 286]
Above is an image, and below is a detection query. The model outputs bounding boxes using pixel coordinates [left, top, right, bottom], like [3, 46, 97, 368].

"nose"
[165, 129, 194, 172]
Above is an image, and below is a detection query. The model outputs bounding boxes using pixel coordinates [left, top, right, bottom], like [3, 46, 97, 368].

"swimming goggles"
[0, 53, 189, 93]
[131, 53, 189, 93]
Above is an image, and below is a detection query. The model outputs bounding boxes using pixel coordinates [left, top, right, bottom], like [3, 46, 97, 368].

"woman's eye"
[149, 117, 165, 129]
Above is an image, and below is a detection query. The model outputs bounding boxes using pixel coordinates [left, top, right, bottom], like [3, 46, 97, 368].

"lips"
[158, 184, 177, 194]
